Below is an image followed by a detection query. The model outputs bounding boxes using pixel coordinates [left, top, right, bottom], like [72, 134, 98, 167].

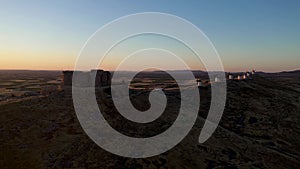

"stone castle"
[63, 69, 255, 90]
[62, 69, 111, 90]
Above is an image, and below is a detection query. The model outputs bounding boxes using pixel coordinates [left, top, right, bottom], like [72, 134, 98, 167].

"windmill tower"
[214, 76, 221, 82]
[196, 79, 203, 87]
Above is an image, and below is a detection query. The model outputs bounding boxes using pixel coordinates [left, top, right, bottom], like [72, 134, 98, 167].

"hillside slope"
[0, 75, 299, 168]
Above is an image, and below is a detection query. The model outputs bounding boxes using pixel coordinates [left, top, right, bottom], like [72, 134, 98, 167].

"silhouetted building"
[62, 69, 111, 93]
[214, 77, 221, 82]
[228, 73, 233, 80]
[227, 69, 255, 81]
[246, 71, 250, 77]
[62, 71, 74, 87]
[196, 79, 203, 87]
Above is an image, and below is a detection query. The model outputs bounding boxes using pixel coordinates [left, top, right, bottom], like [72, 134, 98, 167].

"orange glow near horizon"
[1, 37, 299, 73]
[0, 49, 76, 70]
[1, 52, 298, 73]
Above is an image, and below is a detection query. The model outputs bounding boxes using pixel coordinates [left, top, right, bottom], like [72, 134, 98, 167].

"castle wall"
[62, 70, 111, 93]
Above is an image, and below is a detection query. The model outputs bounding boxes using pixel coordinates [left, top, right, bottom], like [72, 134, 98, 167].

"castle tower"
[91, 69, 103, 87]
[62, 71, 74, 88]
[62, 71, 74, 95]
[101, 71, 111, 86]
[90, 69, 111, 87]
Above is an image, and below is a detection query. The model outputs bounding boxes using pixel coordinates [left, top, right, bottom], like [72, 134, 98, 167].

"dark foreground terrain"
[0, 71, 300, 169]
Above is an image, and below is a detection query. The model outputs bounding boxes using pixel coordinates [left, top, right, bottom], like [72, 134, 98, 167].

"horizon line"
[0, 68, 299, 74]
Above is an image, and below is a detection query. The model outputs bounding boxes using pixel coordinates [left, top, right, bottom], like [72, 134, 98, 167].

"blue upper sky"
[1, 0, 299, 72]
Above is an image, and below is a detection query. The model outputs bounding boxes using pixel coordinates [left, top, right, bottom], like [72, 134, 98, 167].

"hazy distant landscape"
[0, 70, 61, 104]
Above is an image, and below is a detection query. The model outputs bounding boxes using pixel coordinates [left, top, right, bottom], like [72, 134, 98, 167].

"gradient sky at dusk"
[0, 0, 299, 72]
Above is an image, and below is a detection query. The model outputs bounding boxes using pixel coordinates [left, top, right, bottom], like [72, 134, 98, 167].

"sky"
[0, 0, 299, 72]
